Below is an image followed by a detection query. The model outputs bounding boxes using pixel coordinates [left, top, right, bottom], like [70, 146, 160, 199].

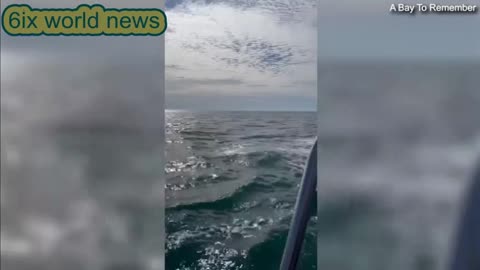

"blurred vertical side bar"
[317, 0, 479, 270]
[0, 0, 165, 270]
[450, 162, 480, 270]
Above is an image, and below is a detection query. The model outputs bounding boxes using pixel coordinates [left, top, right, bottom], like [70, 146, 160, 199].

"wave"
[166, 174, 257, 209]
[246, 225, 317, 270]
[205, 150, 299, 168]
[240, 134, 285, 140]
[165, 111, 316, 269]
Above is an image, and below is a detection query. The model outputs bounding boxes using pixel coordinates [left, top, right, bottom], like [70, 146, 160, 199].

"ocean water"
[1, 57, 165, 270]
[317, 62, 480, 270]
[165, 111, 317, 270]
[1, 129, 164, 270]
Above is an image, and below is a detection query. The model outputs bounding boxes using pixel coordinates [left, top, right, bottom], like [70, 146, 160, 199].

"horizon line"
[165, 109, 316, 112]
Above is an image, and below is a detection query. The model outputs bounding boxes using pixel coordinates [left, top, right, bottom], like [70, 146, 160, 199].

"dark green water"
[165, 111, 317, 270]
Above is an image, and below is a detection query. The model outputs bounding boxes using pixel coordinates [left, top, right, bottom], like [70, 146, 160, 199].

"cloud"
[166, 94, 317, 111]
[165, 0, 317, 108]
[318, 0, 480, 61]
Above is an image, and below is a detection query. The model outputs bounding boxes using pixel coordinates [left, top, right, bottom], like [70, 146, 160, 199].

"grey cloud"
[212, 36, 297, 74]
[165, 77, 245, 95]
[246, 83, 268, 88]
[167, 94, 316, 111]
[286, 79, 316, 88]
[165, 0, 316, 109]
[177, 78, 244, 85]
[166, 64, 189, 70]
[318, 0, 480, 61]
[168, 0, 316, 23]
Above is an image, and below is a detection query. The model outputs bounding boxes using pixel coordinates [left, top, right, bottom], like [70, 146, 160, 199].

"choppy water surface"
[317, 62, 480, 270]
[1, 57, 165, 270]
[166, 111, 317, 270]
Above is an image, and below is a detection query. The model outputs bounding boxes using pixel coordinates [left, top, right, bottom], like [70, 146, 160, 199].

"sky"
[165, 0, 480, 110]
[318, 0, 480, 62]
[1, 0, 165, 130]
[165, 0, 317, 111]
[3, 0, 479, 111]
